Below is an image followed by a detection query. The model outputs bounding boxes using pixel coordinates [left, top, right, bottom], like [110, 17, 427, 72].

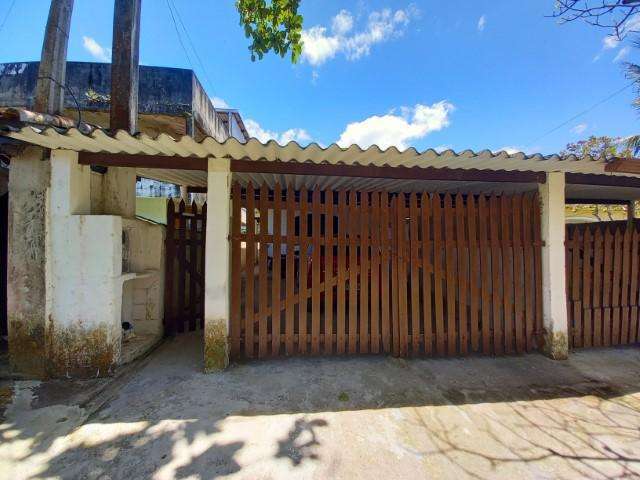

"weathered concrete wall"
[7, 146, 50, 377]
[0, 61, 225, 138]
[90, 171, 104, 214]
[103, 167, 136, 218]
[203, 158, 231, 371]
[121, 217, 165, 339]
[48, 150, 123, 377]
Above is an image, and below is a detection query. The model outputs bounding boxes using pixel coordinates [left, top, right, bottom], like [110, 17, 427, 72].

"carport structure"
[4, 125, 640, 372]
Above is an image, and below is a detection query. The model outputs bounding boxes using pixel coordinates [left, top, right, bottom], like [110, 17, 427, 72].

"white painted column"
[538, 171, 569, 359]
[203, 158, 232, 371]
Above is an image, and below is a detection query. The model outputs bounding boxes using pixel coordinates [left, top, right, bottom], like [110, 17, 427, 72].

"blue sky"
[1, 0, 639, 154]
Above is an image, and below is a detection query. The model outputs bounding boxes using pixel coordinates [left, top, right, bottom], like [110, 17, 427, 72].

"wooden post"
[110, 0, 141, 132]
[34, 0, 74, 114]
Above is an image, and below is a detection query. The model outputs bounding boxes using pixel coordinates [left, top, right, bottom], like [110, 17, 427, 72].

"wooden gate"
[566, 221, 640, 348]
[164, 199, 207, 335]
[229, 183, 544, 359]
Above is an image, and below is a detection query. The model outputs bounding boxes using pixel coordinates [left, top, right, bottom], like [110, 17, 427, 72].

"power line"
[0, 0, 17, 36]
[167, 0, 216, 95]
[165, 0, 194, 71]
[527, 80, 636, 147]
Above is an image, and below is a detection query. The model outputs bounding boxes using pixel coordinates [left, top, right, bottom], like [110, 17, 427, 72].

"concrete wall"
[121, 217, 165, 339]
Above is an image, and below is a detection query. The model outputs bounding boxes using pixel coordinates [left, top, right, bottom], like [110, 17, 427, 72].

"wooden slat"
[397, 194, 409, 356]
[467, 195, 480, 353]
[532, 195, 543, 349]
[360, 192, 370, 353]
[391, 196, 400, 356]
[348, 190, 358, 354]
[443, 194, 457, 356]
[189, 201, 198, 331]
[582, 227, 593, 348]
[258, 184, 269, 358]
[230, 184, 242, 356]
[500, 195, 514, 354]
[432, 194, 446, 356]
[611, 227, 623, 345]
[370, 192, 381, 354]
[409, 193, 421, 355]
[511, 194, 525, 354]
[630, 227, 640, 343]
[570, 226, 582, 348]
[199, 202, 207, 330]
[521, 194, 535, 352]
[455, 193, 468, 355]
[421, 193, 433, 356]
[285, 185, 295, 355]
[337, 190, 347, 354]
[244, 183, 255, 358]
[478, 195, 492, 354]
[177, 200, 186, 333]
[592, 226, 603, 347]
[299, 186, 309, 355]
[272, 184, 282, 356]
[380, 192, 392, 353]
[164, 199, 176, 336]
[311, 187, 321, 355]
[603, 225, 613, 346]
[621, 225, 632, 343]
[489, 194, 503, 355]
[324, 189, 335, 355]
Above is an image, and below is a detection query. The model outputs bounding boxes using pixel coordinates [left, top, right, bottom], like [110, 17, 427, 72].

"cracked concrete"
[2, 333, 640, 479]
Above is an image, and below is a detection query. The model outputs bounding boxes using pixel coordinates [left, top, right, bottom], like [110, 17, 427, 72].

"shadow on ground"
[3, 332, 640, 479]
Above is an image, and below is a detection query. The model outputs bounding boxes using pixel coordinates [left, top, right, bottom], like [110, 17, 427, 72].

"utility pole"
[103, 0, 142, 218]
[110, 0, 141, 133]
[34, 0, 74, 114]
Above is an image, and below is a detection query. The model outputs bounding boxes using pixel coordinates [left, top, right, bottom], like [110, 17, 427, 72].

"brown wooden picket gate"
[566, 221, 640, 348]
[229, 183, 544, 359]
[164, 199, 207, 335]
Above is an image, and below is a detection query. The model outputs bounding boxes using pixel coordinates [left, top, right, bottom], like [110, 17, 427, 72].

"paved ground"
[3, 334, 640, 479]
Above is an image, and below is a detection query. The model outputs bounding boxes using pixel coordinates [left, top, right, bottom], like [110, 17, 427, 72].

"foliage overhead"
[236, 0, 303, 62]
[561, 135, 633, 158]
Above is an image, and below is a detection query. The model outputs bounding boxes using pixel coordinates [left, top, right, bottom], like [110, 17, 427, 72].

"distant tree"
[561, 135, 633, 157]
[236, 0, 303, 62]
[551, 0, 640, 39]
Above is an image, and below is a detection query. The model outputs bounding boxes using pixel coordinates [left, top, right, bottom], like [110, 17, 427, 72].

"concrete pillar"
[203, 158, 231, 371]
[180, 185, 189, 204]
[103, 167, 136, 217]
[7, 146, 50, 377]
[538, 171, 569, 359]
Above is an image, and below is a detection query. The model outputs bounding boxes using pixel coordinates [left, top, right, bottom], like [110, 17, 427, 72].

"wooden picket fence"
[229, 182, 544, 359]
[164, 199, 207, 335]
[566, 221, 640, 348]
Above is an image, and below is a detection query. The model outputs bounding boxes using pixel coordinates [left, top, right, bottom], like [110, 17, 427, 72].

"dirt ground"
[2, 333, 640, 479]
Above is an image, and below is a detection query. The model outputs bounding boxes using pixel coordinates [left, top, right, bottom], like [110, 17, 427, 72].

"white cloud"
[497, 146, 521, 155]
[82, 36, 111, 62]
[337, 101, 454, 150]
[301, 5, 418, 66]
[571, 123, 588, 135]
[614, 45, 631, 62]
[603, 36, 620, 50]
[477, 15, 486, 32]
[211, 96, 229, 108]
[434, 145, 452, 153]
[245, 118, 311, 145]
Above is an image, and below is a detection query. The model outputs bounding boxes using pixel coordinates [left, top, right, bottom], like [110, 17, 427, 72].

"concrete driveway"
[3, 333, 640, 479]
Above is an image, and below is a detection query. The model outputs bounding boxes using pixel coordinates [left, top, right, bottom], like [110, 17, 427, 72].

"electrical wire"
[0, 0, 16, 36]
[165, 0, 195, 71]
[527, 80, 636, 147]
[167, 0, 216, 95]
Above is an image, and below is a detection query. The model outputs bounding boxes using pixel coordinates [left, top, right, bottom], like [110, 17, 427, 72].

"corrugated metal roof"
[0, 124, 631, 178]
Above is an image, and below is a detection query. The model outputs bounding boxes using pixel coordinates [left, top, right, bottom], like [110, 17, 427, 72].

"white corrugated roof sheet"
[1, 124, 633, 177]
